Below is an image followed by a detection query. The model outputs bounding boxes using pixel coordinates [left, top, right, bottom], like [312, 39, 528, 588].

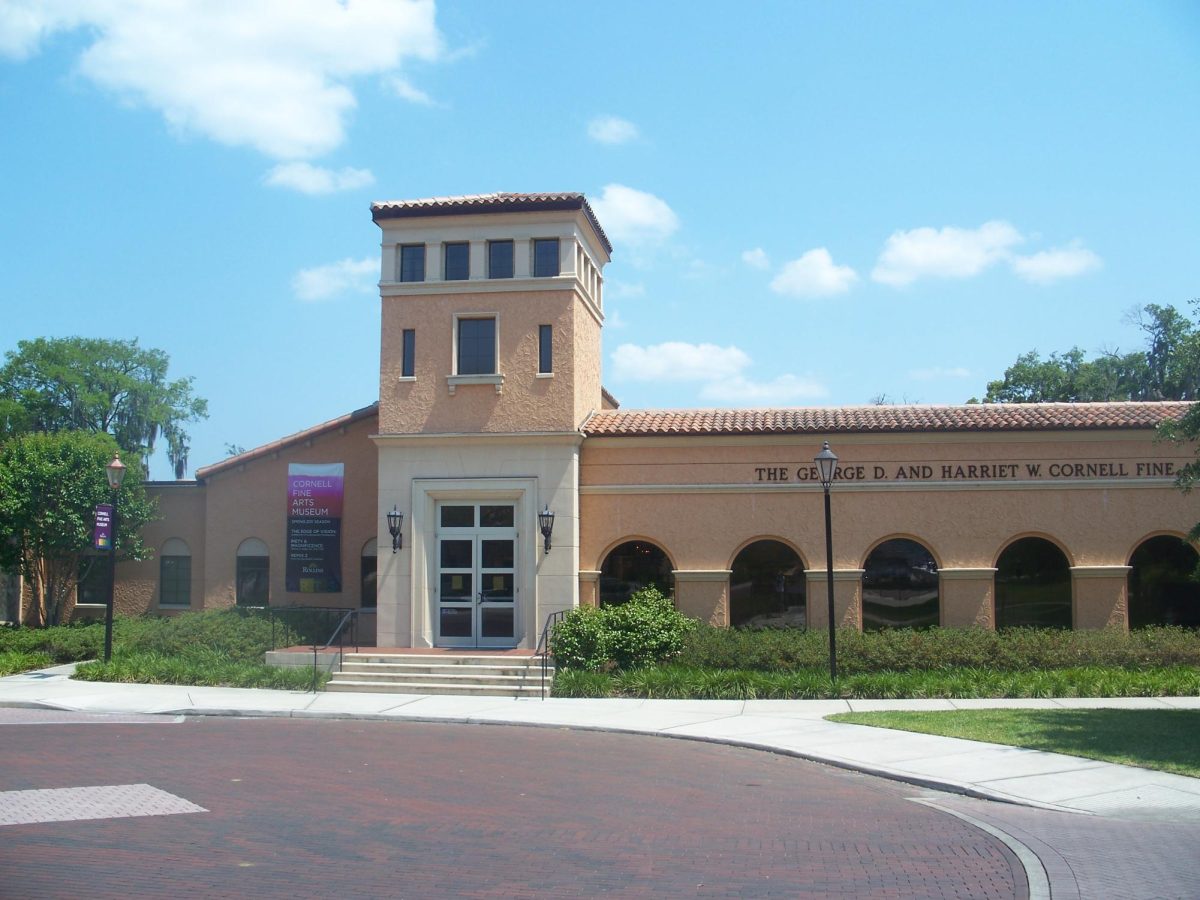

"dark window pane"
[440, 572, 473, 601]
[1128, 536, 1200, 628]
[440, 539, 472, 569]
[539, 324, 552, 374]
[440, 607, 472, 637]
[488, 240, 513, 279]
[361, 555, 377, 608]
[160, 555, 191, 607]
[481, 607, 514, 637]
[480, 505, 514, 528]
[77, 555, 112, 606]
[599, 541, 674, 607]
[400, 244, 425, 282]
[995, 538, 1071, 629]
[401, 329, 415, 378]
[444, 242, 469, 280]
[457, 318, 496, 375]
[481, 539, 514, 569]
[730, 540, 805, 628]
[481, 572, 514, 601]
[533, 238, 559, 277]
[236, 556, 269, 606]
[440, 505, 474, 528]
[862, 539, 939, 630]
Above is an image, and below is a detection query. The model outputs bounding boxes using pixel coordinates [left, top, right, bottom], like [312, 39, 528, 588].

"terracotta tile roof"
[195, 402, 379, 480]
[582, 402, 1194, 437]
[370, 192, 612, 254]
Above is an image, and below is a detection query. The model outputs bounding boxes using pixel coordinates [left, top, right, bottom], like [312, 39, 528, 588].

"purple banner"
[93, 504, 113, 551]
[286, 463, 344, 593]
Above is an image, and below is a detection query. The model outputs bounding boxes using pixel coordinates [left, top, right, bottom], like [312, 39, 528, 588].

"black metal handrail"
[535, 609, 568, 700]
[257, 605, 358, 651]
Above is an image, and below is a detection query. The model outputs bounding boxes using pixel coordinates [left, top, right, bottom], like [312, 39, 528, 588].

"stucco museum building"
[93, 193, 1198, 647]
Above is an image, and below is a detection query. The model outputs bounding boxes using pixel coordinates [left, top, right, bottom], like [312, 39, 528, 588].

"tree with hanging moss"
[0, 337, 207, 478]
[0, 431, 156, 626]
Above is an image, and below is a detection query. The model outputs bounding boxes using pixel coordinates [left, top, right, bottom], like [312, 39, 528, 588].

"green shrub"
[0, 650, 54, 676]
[550, 586, 696, 671]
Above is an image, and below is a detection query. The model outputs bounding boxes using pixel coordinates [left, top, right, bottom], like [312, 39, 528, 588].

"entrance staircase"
[325, 652, 551, 698]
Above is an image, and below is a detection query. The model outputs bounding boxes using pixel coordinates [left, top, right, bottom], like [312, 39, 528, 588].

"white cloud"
[587, 115, 638, 144]
[1, 0, 443, 160]
[590, 184, 679, 245]
[606, 281, 645, 300]
[770, 248, 858, 298]
[699, 374, 827, 406]
[741, 247, 770, 270]
[1011, 242, 1102, 284]
[387, 74, 435, 105]
[871, 220, 1023, 286]
[292, 256, 377, 302]
[610, 342, 750, 382]
[908, 366, 972, 381]
[605, 308, 628, 329]
[265, 162, 374, 194]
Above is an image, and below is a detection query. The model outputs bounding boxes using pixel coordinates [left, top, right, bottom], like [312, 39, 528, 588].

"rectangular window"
[361, 556, 377, 609]
[538, 324, 552, 374]
[400, 244, 425, 282]
[457, 317, 496, 374]
[488, 240, 514, 279]
[401, 328, 415, 378]
[76, 556, 111, 606]
[160, 556, 191, 607]
[236, 556, 269, 606]
[444, 242, 469, 280]
[533, 238, 560, 277]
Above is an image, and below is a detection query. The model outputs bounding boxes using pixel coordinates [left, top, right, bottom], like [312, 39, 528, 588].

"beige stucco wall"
[579, 430, 1197, 629]
[112, 482, 208, 616]
[380, 288, 597, 435]
[197, 413, 379, 610]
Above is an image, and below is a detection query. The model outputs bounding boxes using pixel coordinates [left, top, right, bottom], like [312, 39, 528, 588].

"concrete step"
[334, 670, 549, 685]
[345, 653, 542, 666]
[340, 662, 551, 678]
[325, 679, 547, 696]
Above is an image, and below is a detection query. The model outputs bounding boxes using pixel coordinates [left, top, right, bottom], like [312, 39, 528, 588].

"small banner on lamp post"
[93, 504, 114, 551]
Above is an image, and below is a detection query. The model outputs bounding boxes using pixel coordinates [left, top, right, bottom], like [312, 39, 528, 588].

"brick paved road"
[0, 716, 1025, 898]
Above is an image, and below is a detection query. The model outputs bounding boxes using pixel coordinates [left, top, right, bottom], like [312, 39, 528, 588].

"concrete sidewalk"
[3, 664, 1199, 823]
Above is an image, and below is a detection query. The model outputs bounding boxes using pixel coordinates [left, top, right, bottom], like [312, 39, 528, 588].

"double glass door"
[436, 503, 517, 647]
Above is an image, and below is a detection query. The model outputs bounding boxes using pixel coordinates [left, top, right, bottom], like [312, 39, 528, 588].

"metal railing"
[534, 609, 567, 700]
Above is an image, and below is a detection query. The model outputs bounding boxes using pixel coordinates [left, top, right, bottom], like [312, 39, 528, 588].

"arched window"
[862, 539, 939, 630]
[1128, 536, 1200, 628]
[236, 538, 270, 607]
[361, 539, 378, 609]
[995, 537, 1071, 629]
[599, 541, 673, 607]
[730, 540, 805, 628]
[160, 538, 191, 608]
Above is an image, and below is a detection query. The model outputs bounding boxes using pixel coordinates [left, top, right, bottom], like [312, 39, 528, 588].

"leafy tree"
[1158, 403, 1200, 544]
[0, 431, 156, 626]
[0, 337, 207, 478]
[983, 303, 1200, 404]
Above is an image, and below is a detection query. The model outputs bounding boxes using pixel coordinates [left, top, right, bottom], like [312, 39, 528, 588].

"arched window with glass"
[995, 537, 1071, 629]
[861, 538, 939, 630]
[361, 539, 377, 609]
[729, 540, 806, 628]
[236, 538, 270, 607]
[599, 540, 674, 607]
[1128, 535, 1200, 628]
[159, 538, 192, 608]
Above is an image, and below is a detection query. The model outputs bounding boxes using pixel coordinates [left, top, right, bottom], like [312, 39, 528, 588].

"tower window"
[538, 324, 552, 374]
[488, 240, 514, 279]
[401, 329, 415, 378]
[533, 238, 560, 277]
[400, 244, 425, 282]
[444, 242, 469, 280]
[457, 317, 497, 374]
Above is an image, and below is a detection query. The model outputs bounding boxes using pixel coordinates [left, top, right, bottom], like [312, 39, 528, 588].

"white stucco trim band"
[1071, 565, 1133, 579]
[580, 479, 1176, 494]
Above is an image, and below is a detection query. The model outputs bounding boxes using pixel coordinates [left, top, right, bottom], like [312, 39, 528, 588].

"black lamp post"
[538, 506, 555, 554]
[386, 506, 403, 552]
[814, 441, 838, 680]
[103, 452, 126, 664]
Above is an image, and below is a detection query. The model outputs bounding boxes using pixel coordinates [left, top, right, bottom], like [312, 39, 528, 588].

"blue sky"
[2, 1, 1198, 479]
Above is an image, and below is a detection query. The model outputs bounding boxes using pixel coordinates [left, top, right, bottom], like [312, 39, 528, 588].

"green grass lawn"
[827, 708, 1200, 778]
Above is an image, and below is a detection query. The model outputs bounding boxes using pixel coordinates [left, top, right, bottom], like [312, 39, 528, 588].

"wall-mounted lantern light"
[538, 505, 555, 554]
[386, 506, 403, 553]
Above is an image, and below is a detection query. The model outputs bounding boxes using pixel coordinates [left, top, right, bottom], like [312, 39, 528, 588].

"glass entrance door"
[435, 503, 517, 648]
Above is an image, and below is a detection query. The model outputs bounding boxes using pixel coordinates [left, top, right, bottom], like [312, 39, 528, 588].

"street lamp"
[103, 452, 126, 664]
[814, 441, 838, 680]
